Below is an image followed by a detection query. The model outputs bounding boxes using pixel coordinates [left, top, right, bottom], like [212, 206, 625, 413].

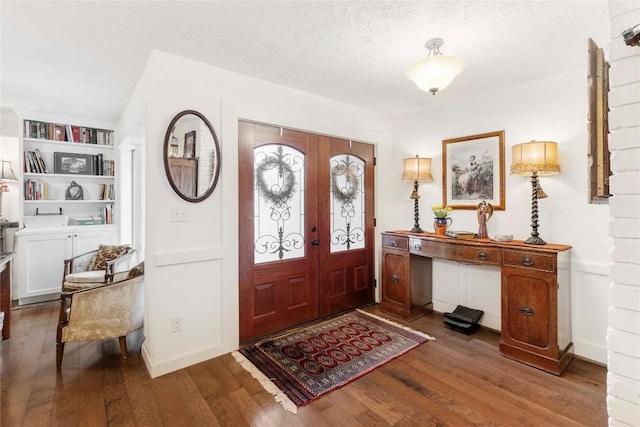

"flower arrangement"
[431, 205, 452, 218]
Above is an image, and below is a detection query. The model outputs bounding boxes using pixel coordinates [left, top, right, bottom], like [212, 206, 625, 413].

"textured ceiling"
[1, 1, 610, 122]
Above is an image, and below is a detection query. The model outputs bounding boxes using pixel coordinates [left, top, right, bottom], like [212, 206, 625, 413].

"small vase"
[434, 217, 452, 236]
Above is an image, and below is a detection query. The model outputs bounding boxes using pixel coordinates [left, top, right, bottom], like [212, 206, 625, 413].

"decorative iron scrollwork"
[254, 145, 304, 261]
[330, 155, 365, 251]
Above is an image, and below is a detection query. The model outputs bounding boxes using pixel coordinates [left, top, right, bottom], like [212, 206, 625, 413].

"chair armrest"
[105, 249, 136, 276]
[57, 291, 73, 345]
[63, 249, 99, 275]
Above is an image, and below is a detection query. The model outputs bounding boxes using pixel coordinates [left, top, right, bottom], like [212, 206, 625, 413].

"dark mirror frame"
[163, 110, 221, 202]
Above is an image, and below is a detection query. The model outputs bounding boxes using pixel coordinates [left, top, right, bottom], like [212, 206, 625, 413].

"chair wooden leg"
[56, 342, 65, 370]
[118, 336, 128, 360]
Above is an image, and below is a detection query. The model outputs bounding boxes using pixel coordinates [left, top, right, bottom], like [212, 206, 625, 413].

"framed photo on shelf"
[442, 130, 505, 210]
[54, 152, 94, 175]
[184, 130, 196, 159]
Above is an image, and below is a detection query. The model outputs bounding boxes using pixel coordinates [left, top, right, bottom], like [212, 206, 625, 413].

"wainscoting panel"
[431, 258, 609, 364]
[572, 260, 609, 364]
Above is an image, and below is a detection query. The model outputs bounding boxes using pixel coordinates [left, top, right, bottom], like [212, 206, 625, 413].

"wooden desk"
[1, 252, 16, 339]
[380, 230, 573, 375]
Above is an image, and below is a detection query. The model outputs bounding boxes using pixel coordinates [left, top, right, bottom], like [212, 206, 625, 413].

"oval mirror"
[163, 110, 221, 202]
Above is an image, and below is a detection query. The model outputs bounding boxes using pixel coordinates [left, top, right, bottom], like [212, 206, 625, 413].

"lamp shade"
[402, 156, 433, 181]
[0, 160, 17, 181]
[405, 55, 465, 94]
[510, 141, 560, 176]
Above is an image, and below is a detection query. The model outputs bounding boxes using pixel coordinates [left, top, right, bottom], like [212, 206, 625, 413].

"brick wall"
[607, 2, 640, 426]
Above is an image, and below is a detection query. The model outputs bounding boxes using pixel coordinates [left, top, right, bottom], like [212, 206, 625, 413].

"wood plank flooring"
[1, 302, 607, 426]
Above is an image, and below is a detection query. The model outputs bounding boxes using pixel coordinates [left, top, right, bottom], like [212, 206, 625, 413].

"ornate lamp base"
[525, 172, 546, 245]
[410, 180, 423, 233]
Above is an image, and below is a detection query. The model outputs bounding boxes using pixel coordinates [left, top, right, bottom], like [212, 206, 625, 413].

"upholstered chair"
[62, 245, 135, 291]
[56, 262, 144, 370]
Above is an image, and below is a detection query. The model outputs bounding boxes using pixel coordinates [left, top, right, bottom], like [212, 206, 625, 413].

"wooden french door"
[238, 122, 375, 342]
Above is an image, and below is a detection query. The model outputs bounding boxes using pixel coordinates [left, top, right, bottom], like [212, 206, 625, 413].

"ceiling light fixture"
[405, 38, 465, 95]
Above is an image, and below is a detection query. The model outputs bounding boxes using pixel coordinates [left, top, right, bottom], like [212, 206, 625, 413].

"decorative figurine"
[65, 180, 84, 200]
[477, 200, 493, 238]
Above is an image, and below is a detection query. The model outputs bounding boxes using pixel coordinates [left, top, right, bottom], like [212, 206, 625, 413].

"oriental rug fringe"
[232, 309, 434, 413]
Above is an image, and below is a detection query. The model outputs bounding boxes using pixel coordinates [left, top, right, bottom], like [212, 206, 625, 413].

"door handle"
[311, 239, 320, 246]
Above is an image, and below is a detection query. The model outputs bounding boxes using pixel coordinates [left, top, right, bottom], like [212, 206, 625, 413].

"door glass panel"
[330, 154, 365, 253]
[254, 144, 305, 264]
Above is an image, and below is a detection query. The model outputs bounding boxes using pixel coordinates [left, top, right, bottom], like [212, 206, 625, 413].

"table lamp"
[0, 160, 17, 223]
[510, 141, 560, 245]
[402, 155, 433, 233]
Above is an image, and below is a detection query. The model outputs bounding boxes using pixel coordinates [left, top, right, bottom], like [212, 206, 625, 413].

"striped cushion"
[64, 270, 105, 291]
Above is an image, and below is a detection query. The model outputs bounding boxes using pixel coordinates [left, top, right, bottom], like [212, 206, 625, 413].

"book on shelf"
[445, 230, 476, 240]
[24, 178, 48, 200]
[99, 204, 114, 225]
[24, 119, 114, 146]
[96, 153, 104, 175]
[71, 126, 81, 143]
[34, 149, 48, 173]
[53, 124, 65, 141]
[24, 150, 48, 174]
[76, 215, 102, 226]
[97, 183, 115, 200]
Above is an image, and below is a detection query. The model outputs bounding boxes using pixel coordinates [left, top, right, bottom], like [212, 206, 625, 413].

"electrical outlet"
[171, 316, 182, 333]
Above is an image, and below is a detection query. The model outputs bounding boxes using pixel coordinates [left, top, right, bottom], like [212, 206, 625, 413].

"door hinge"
[374, 278, 377, 288]
[374, 218, 377, 227]
[374, 157, 377, 166]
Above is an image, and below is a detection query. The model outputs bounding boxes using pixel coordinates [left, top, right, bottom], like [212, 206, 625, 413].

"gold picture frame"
[587, 38, 611, 204]
[442, 130, 505, 210]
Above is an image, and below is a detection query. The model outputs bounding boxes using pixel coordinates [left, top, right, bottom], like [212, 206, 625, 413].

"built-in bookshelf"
[21, 118, 117, 226]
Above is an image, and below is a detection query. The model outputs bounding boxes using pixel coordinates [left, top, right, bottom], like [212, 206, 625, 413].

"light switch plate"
[170, 206, 188, 222]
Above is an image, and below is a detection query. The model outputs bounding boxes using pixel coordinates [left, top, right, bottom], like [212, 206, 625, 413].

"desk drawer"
[456, 246, 501, 265]
[382, 235, 408, 251]
[410, 238, 456, 259]
[503, 250, 555, 272]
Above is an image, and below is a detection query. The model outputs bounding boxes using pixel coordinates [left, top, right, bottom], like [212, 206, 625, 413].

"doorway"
[238, 121, 375, 342]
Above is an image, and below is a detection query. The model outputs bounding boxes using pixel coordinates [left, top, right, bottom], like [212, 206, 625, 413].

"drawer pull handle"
[521, 257, 534, 266]
[392, 274, 399, 282]
[477, 252, 488, 260]
[414, 244, 421, 250]
[391, 240, 399, 247]
[521, 306, 534, 316]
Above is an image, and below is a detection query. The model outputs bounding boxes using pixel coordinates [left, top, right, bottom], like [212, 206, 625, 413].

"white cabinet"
[15, 226, 116, 304]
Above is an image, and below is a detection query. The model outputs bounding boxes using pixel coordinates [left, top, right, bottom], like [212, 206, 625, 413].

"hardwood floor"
[1, 302, 607, 426]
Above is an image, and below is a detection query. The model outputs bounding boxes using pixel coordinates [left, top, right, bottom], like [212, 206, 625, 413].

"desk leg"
[1, 260, 11, 339]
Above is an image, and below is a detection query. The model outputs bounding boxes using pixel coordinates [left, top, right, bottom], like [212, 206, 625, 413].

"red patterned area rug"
[232, 309, 434, 413]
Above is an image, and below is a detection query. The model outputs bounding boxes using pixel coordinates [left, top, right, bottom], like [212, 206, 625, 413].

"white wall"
[118, 50, 392, 377]
[0, 109, 20, 223]
[607, 1, 640, 425]
[391, 66, 611, 362]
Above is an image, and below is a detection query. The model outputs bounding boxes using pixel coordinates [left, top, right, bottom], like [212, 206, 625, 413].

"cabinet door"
[379, 248, 414, 320]
[18, 233, 72, 300]
[72, 230, 116, 256]
[501, 267, 556, 351]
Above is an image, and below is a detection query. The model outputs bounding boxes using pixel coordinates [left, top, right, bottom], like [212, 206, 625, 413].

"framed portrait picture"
[442, 130, 505, 210]
[54, 152, 95, 175]
[184, 130, 196, 159]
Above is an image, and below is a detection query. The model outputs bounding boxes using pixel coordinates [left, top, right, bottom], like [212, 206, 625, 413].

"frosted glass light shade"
[405, 55, 465, 94]
[402, 156, 433, 181]
[510, 141, 560, 176]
